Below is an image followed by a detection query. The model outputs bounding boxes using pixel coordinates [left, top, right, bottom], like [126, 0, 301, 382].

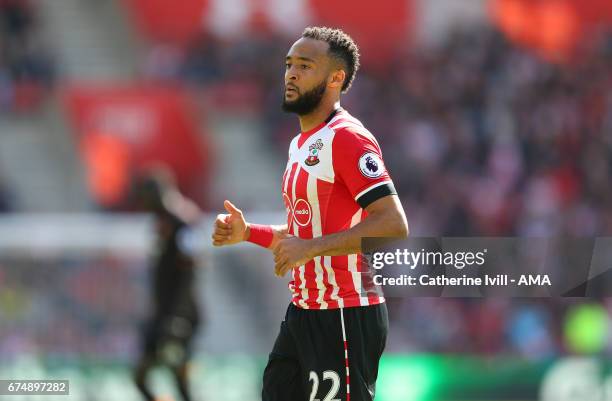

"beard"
[282, 79, 327, 115]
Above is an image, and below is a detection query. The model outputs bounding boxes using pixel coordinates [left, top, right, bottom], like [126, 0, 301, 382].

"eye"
[285, 63, 291, 69]
[300, 64, 309, 70]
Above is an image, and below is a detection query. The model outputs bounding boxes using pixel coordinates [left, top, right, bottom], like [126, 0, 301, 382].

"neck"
[298, 99, 341, 132]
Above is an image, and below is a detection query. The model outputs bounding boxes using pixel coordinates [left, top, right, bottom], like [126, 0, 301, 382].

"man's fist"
[212, 200, 248, 246]
[273, 237, 315, 277]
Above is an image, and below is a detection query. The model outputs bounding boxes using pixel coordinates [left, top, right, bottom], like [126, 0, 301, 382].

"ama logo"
[358, 152, 384, 178]
[518, 275, 551, 286]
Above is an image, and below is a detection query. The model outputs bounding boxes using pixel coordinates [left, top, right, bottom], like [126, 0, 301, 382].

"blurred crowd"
[0, 256, 145, 362]
[387, 297, 612, 358]
[0, 0, 54, 113]
[372, 28, 612, 238]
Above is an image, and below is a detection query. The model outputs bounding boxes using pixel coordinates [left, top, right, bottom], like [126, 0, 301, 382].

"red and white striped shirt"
[282, 109, 396, 309]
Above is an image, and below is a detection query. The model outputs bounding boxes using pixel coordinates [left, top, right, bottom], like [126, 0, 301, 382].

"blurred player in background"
[132, 168, 201, 401]
[213, 27, 408, 401]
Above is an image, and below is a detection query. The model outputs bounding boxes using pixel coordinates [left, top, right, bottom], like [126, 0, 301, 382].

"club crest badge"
[305, 139, 323, 166]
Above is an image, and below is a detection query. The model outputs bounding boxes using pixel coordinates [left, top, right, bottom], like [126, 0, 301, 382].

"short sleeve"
[332, 127, 397, 208]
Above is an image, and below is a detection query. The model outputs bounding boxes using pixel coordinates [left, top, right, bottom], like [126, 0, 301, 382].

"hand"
[212, 200, 248, 246]
[273, 236, 316, 277]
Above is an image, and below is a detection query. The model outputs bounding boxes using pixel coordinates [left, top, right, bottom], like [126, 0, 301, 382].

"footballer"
[212, 27, 408, 401]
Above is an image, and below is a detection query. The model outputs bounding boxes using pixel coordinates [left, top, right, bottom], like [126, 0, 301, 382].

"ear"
[328, 69, 346, 90]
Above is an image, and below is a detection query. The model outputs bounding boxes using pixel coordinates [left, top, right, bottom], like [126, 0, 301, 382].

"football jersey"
[282, 108, 397, 309]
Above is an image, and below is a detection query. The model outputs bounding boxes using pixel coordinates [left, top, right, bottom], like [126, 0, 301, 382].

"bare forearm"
[310, 208, 407, 257]
[269, 224, 288, 249]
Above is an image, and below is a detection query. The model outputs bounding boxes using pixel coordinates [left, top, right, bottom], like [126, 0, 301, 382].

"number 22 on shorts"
[308, 370, 341, 401]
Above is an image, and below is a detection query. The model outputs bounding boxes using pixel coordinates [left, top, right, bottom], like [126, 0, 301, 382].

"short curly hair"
[302, 26, 360, 93]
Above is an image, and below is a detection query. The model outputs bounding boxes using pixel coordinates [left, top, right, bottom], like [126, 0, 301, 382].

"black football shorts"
[262, 302, 388, 401]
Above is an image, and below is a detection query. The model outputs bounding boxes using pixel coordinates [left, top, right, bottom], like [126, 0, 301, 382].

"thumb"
[224, 200, 241, 216]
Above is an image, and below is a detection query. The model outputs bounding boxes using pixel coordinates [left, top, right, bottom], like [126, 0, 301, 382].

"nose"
[285, 65, 298, 83]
